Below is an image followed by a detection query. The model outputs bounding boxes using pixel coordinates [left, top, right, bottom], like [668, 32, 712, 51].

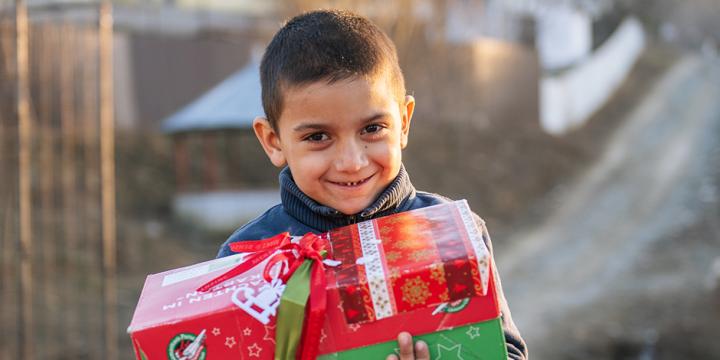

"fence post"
[16, 1, 34, 359]
[99, 2, 117, 360]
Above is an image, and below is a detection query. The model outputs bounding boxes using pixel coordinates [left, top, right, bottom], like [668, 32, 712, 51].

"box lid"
[127, 253, 273, 333]
[325, 200, 491, 324]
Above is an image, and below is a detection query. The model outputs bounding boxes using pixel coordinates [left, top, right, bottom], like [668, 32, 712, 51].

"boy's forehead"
[276, 75, 400, 125]
[280, 68, 398, 100]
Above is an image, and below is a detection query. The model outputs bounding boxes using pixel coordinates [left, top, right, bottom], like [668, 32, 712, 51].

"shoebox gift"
[127, 200, 508, 359]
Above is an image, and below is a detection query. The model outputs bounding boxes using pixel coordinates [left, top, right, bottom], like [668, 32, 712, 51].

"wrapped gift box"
[128, 200, 508, 359]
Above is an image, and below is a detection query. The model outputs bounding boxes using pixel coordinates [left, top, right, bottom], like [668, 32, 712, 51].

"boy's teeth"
[336, 177, 369, 186]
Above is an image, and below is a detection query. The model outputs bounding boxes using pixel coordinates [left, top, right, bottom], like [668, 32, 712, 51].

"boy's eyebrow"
[292, 112, 390, 132]
[361, 112, 390, 124]
[292, 123, 329, 132]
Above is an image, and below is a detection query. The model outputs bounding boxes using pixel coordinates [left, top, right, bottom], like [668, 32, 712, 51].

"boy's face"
[254, 74, 415, 215]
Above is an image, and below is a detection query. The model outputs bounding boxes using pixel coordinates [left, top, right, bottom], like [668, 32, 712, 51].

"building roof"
[162, 60, 263, 133]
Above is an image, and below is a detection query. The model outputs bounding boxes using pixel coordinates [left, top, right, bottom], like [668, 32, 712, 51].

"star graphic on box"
[248, 343, 262, 357]
[466, 325, 481, 339]
[348, 323, 360, 332]
[437, 343, 463, 359]
[243, 327, 252, 336]
[320, 329, 327, 344]
[225, 336, 236, 348]
[263, 324, 276, 344]
[211, 327, 221, 336]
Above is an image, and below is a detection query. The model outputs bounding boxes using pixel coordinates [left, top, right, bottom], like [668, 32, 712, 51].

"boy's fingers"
[397, 332, 414, 360]
[386, 355, 399, 360]
[414, 340, 430, 360]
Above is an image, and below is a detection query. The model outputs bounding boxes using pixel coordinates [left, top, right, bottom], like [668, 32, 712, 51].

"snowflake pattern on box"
[400, 276, 430, 306]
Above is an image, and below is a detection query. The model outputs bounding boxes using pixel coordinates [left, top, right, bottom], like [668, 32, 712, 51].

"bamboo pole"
[0, 16, 18, 360]
[0, 20, 12, 76]
[38, 24, 54, 261]
[16, 1, 34, 359]
[1, 192, 18, 360]
[0, 21, 7, 219]
[38, 23, 60, 358]
[59, 22, 78, 352]
[0, 72, 10, 360]
[0, 26, 4, 246]
[82, 26, 98, 268]
[99, 3, 117, 360]
[34, 23, 51, 360]
[79, 23, 99, 357]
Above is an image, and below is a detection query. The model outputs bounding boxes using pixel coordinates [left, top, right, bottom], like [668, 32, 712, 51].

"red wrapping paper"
[128, 200, 499, 359]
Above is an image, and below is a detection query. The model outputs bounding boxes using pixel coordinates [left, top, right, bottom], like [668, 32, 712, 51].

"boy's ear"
[400, 95, 415, 149]
[252, 116, 287, 167]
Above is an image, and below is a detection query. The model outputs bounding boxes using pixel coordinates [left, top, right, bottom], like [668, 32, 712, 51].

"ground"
[497, 55, 720, 359]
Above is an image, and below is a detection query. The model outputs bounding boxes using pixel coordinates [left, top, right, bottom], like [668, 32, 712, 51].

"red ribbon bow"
[197, 232, 331, 360]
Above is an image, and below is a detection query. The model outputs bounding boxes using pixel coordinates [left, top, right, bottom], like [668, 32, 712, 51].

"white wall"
[174, 190, 280, 230]
[541, 17, 645, 135]
[536, 5, 593, 70]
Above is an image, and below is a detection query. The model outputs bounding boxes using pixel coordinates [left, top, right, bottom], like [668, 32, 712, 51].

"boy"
[217, 10, 527, 359]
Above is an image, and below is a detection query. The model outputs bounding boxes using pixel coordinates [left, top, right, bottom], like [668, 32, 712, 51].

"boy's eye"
[362, 124, 385, 134]
[304, 132, 329, 142]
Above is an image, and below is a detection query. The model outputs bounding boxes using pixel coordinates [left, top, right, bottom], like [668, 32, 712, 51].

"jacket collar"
[279, 164, 416, 231]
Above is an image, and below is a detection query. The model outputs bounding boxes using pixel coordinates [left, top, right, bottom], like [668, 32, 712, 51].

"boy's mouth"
[329, 174, 374, 187]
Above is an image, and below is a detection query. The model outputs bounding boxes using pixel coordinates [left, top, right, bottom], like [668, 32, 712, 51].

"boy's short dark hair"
[260, 9, 406, 130]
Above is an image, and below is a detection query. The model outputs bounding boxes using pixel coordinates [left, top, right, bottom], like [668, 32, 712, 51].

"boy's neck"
[279, 165, 415, 231]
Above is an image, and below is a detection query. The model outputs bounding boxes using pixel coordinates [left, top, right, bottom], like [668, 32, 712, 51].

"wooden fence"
[0, 2, 117, 359]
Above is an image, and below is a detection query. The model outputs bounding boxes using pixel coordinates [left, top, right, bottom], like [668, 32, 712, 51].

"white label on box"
[357, 220, 394, 320]
[161, 253, 245, 287]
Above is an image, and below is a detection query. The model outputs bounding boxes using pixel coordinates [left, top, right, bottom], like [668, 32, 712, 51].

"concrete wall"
[540, 17, 645, 135]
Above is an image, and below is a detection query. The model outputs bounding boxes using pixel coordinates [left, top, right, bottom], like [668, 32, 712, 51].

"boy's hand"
[386, 332, 429, 360]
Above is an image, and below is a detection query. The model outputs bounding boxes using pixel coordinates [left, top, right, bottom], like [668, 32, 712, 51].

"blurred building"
[41, 0, 632, 228]
[161, 54, 280, 230]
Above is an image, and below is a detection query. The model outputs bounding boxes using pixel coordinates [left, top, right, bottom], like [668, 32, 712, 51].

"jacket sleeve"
[474, 213, 528, 359]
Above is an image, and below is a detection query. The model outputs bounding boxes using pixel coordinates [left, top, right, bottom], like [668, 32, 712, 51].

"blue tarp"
[162, 60, 263, 133]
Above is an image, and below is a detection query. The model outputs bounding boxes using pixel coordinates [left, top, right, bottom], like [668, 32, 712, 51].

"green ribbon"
[274, 259, 313, 360]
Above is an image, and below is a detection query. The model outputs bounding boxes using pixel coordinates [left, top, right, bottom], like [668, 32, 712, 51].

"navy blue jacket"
[217, 165, 528, 359]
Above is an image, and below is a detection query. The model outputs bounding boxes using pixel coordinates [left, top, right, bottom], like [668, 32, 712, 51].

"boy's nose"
[334, 140, 368, 172]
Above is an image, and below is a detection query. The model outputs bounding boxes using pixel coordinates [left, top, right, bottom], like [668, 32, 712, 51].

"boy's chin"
[333, 200, 372, 217]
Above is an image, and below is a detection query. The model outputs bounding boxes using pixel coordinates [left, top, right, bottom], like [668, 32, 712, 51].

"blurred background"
[1, 0, 719, 359]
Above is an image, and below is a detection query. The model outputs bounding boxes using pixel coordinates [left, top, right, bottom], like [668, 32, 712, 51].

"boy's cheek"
[288, 156, 326, 180]
[368, 143, 402, 166]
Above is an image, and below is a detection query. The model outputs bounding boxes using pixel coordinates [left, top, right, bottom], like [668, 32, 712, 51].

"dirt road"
[497, 55, 720, 358]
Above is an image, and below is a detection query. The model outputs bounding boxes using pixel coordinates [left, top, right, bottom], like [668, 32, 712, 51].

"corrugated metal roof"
[162, 60, 263, 133]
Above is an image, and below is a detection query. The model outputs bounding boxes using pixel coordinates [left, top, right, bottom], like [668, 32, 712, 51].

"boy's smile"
[253, 74, 414, 215]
